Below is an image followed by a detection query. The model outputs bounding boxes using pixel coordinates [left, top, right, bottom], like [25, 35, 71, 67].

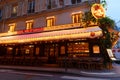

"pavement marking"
[61, 76, 110, 80]
[0, 69, 15, 72]
[80, 71, 116, 75]
[9, 71, 53, 77]
[0, 69, 53, 77]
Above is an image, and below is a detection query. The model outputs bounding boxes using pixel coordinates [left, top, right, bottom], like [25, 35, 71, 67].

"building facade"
[0, 0, 111, 69]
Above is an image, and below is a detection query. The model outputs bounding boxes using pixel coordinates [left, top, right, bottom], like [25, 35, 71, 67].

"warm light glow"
[0, 26, 103, 44]
[91, 3, 105, 19]
[8, 23, 16, 32]
[46, 16, 55, 27]
[26, 20, 34, 29]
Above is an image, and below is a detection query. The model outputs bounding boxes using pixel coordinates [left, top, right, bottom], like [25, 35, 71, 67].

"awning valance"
[0, 26, 103, 44]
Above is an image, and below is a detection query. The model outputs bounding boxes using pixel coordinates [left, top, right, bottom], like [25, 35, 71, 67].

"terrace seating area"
[57, 57, 105, 70]
[0, 56, 112, 70]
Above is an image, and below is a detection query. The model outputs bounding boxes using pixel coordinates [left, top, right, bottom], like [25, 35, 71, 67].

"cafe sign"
[91, 3, 105, 19]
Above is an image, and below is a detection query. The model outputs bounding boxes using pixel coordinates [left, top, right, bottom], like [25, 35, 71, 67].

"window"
[59, 0, 64, 7]
[60, 46, 65, 54]
[0, 9, 2, 19]
[67, 42, 89, 57]
[47, 0, 57, 9]
[28, 0, 35, 13]
[11, 4, 18, 17]
[46, 16, 55, 27]
[93, 45, 100, 54]
[7, 47, 13, 55]
[26, 20, 34, 29]
[71, 0, 81, 4]
[72, 12, 83, 23]
[8, 23, 16, 32]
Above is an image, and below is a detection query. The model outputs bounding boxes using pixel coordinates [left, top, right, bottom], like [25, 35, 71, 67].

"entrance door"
[45, 44, 58, 64]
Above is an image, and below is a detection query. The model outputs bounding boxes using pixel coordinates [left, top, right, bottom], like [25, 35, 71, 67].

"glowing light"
[91, 3, 105, 19]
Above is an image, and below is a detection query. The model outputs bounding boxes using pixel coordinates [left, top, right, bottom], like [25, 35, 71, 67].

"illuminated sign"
[91, 3, 105, 19]
[17, 27, 44, 34]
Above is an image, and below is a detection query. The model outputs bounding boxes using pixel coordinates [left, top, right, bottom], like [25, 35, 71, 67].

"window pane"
[47, 18, 55, 27]
[28, 0, 35, 13]
[77, 0, 81, 3]
[67, 42, 89, 57]
[59, 0, 64, 6]
[8, 23, 16, 32]
[93, 45, 100, 54]
[71, 0, 76, 4]
[72, 13, 83, 23]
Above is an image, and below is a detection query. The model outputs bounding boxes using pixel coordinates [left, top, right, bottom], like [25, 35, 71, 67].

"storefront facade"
[0, 0, 111, 69]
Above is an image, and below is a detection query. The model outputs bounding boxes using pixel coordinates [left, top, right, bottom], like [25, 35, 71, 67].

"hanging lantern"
[90, 32, 95, 37]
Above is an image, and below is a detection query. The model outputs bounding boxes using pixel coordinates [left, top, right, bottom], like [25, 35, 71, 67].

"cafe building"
[0, 0, 113, 69]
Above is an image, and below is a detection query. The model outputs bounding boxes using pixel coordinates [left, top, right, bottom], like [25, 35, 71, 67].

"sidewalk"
[0, 63, 120, 78]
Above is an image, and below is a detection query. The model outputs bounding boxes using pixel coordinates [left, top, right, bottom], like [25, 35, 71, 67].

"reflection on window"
[46, 16, 55, 27]
[60, 46, 65, 54]
[11, 4, 18, 17]
[47, 0, 57, 9]
[93, 45, 100, 54]
[68, 42, 89, 57]
[72, 12, 83, 23]
[71, 0, 81, 4]
[28, 0, 35, 13]
[36, 47, 40, 55]
[26, 20, 34, 29]
[59, 0, 64, 7]
[8, 23, 16, 32]
[25, 49, 30, 54]
[7, 47, 13, 55]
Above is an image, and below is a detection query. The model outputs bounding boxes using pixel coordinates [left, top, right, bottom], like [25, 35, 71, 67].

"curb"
[0, 65, 120, 77]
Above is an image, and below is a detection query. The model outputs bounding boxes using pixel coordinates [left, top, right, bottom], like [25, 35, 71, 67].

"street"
[0, 69, 120, 80]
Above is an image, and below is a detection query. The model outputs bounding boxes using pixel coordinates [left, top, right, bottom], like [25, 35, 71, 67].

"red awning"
[0, 26, 103, 44]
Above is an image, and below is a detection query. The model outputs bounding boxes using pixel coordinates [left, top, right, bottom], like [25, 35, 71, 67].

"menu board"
[107, 49, 117, 61]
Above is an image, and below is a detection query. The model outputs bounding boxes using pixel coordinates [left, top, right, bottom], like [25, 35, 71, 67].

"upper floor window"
[0, 9, 2, 20]
[26, 20, 34, 29]
[8, 23, 16, 32]
[28, 0, 35, 13]
[72, 12, 83, 23]
[71, 0, 81, 4]
[11, 4, 18, 17]
[47, 0, 57, 9]
[59, 0, 64, 7]
[46, 16, 55, 27]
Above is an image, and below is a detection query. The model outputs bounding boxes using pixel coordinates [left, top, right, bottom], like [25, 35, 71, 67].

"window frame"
[46, 16, 55, 27]
[28, 0, 35, 13]
[8, 23, 16, 32]
[72, 12, 83, 23]
[47, 0, 57, 9]
[11, 4, 18, 17]
[26, 20, 34, 30]
[71, 0, 81, 4]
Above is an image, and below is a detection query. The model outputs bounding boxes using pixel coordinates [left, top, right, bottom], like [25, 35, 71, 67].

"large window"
[72, 12, 83, 23]
[46, 16, 55, 27]
[28, 0, 35, 13]
[8, 23, 16, 32]
[11, 4, 18, 17]
[71, 0, 81, 4]
[26, 20, 34, 29]
[67, 42, 89, 57]
[47, 0, 57, 9]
